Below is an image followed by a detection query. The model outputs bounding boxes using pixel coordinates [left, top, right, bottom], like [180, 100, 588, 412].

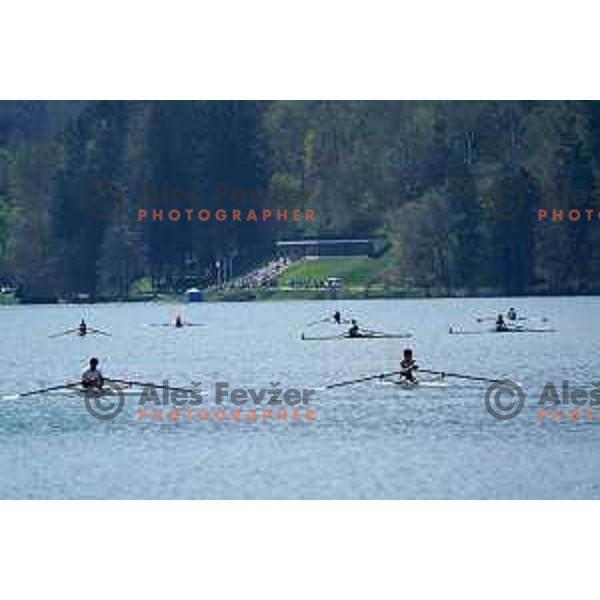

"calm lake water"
[1, 297, 599, 499]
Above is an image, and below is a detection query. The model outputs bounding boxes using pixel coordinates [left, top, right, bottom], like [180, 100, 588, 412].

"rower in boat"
[348, 319, 360, 338]
[82, 357, 104, 389]
[175, 314, 184, 328]
[507, 307, 517, 321]
[400, 348, 418, 383]
[78, 319, 87, 336]
[496, 314, 509, 332]
[333, 310, 341, 325]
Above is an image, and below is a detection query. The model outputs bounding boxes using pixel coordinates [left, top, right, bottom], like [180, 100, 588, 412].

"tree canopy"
[1, 100, 599, 300]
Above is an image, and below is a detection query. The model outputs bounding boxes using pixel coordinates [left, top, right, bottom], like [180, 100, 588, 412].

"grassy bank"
[276, 257, 391, 289]
[206, 256, 398, 301]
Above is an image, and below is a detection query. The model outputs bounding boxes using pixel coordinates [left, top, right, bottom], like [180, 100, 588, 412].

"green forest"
[1, 100, 600, 301]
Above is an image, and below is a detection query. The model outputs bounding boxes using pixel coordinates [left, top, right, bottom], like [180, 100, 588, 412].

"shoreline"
[5, 287, 600, 305]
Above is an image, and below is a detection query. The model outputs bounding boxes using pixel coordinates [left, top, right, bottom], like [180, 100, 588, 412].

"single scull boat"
[449, 326, 556, 335]
[301, 332, 412, 341]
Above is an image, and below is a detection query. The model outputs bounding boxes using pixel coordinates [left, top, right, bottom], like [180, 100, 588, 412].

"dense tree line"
[1, 100, 600, 300]
[0, 101, 272, 299]
[265, 101, 600, 295]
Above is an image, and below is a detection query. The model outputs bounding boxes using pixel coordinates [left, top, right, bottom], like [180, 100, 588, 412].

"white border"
[2, 2, 597, 598]
[1, 502, 596, 599]
[2, 1, 598, 99]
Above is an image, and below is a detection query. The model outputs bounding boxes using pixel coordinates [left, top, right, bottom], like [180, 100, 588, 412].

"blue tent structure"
[185, 287, 203, 302]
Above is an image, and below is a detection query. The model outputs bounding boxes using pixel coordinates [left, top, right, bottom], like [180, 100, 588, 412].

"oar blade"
[5, 381, 82, 399]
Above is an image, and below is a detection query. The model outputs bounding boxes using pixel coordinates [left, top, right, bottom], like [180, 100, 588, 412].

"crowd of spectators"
[234, 257, 289, 289]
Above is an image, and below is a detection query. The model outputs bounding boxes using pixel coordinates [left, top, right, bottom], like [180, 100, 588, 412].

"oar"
[48, 328, 78, 338]
[419, 369, 508, 385]
[476, 315, 546, 323]
[88, 328, 111, 336]
[145, 322, 205, 327]
[106, 378, 205, 395]
[305, 317, 330, 327]
[3, 381, 82, 400]
[325, 370, 403, 390]
[306, 316, 354, 327]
